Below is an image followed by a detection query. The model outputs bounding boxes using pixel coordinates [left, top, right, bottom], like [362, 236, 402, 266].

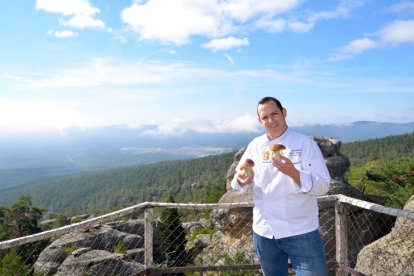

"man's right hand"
[237, 171, 254, 187]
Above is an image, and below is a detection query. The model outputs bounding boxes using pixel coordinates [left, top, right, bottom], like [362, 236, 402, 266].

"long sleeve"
[295, 138, 331, 196]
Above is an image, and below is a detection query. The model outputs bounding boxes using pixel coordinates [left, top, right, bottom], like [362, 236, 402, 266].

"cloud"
[121, 0, 220, 45]
[254, 17, 286, 33]
[121, 0, 301, 46]
[330, 19, 414, 61]
[36, 0, 367, 51]
[13, 58, 193, 90]
[36, 0, 105, 30]
[329, 38, 378, 61]
[379, 20, 414, 45]
[202, 37, 249, 51]
[267, 0, 367, 34]
[0, 98, 89, 132]
[36, 0, 99, 16]
[60, 13, 105, 29]
[47, 29, 78, 38]
[140, 113, 260, 136]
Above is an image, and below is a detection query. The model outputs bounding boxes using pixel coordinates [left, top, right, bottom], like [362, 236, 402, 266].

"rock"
[33, 219, 164, 275]
[55, 249, 144, 276]
[355, 195, 414, 275]
[33, 247, 68, 275]
[187, 234, 213, 264]
[182, 221, 203, 235]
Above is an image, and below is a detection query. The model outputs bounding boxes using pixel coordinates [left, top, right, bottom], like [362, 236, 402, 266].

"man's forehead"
[258, 102, 278, 113]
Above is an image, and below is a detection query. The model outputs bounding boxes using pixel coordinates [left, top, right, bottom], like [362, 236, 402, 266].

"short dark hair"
[257, 97, 283, 113]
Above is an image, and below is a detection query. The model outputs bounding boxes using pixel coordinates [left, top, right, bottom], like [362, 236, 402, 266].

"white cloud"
[14, 59, 193, 90]
[60, 13, 105, 29]
[282, 1, 367, 34]
[330, 19, 414, 61]
[36, 0, 367, 51]
[379, 20, 414, 45]
[202, 37, 249, 51]
[218, 0, 301, 22]
[36, 0, 105, 30]
[121, 0, 301, 46]
[287, 20, 313, 33]
[47, 29, 78, 38]
[140, 113, 260, 136]
[121, 0, 220, 45]
[329, 38, 378, 61]
[254, 17, 286, 33]
[211, 113, 259, 133]
[0, 98, 89, 133]
[36, 0, 99, 16]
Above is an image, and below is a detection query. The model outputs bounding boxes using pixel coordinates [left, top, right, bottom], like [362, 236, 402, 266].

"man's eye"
[262, 116, 268, 120]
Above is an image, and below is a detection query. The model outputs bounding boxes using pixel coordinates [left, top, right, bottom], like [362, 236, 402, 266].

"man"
[231, 97, 331, 276]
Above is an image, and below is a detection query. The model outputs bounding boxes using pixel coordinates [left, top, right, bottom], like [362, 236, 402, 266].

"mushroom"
[239, 159, 255, 179]
[269, 144, 286, 161]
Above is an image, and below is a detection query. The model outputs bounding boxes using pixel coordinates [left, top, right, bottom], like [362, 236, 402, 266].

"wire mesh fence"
[0, 194, 413, 275]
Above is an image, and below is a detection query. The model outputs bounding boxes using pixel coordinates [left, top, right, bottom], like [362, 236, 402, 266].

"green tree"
[2, 196, 44, 239]
[157, 195, 187, 273]
[346, 157, 414, 208]
[0, 196, 48, 267]
[0, 206, 7, 241]
[0, 249, 32, 276]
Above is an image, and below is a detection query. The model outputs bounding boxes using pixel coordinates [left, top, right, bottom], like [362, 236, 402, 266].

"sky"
[1, 0, 414, 137]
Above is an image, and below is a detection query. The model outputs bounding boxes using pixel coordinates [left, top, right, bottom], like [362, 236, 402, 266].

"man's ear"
[282, 108, 287, 118]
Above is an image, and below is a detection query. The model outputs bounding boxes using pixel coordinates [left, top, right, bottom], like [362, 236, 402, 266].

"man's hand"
[272, 156, 301, 186]
[237, 170, 254, 187]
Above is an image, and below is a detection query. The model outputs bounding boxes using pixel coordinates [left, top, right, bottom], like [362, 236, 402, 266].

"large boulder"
[355, 195, 414, 275]
[33, 219, 164, 275]
[55, 248, 144, 276]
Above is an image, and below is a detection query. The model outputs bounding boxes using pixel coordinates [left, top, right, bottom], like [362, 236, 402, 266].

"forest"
[0, 132, 413, 216]
[0, 152, 235, 215]
[341, 132, 414, 208]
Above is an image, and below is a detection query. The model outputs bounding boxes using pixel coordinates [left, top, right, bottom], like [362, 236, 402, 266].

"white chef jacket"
[231, 127, 331, 239]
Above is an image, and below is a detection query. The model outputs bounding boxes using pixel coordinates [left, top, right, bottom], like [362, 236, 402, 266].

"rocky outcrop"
[33, 219, 164, 275]
[55, 249, 144, 276]
[355, 195, 414, 275]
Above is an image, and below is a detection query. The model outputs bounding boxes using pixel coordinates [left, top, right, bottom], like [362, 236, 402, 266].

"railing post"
[145, 206, 154, 271]
[335, 200, 348, 276]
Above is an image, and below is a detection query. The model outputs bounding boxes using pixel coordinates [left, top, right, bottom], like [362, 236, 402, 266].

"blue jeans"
[253, 229, 327, 276]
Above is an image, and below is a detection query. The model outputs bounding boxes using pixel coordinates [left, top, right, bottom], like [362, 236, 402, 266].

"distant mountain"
[291, 121, 414, 142]
[0, 121, 413, 190]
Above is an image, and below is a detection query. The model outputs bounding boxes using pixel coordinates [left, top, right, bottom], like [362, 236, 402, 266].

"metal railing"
[0, 194, 413, 275]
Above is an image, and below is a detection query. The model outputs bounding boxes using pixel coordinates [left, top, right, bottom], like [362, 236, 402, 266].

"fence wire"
[0, 195, 413, 276]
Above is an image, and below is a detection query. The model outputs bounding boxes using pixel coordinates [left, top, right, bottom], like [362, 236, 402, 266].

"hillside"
[341, 132, 414, 168]
[341, 132, 414, 208]
[1, 121, 413, 191]
[0, 152, 235, 215]
[1, 132, 413, 214]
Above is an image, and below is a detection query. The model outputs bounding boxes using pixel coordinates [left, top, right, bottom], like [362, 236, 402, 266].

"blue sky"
[1, 0, 414, 137]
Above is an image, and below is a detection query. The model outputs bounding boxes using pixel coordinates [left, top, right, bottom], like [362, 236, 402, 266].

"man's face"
[257, 100, 287, 139]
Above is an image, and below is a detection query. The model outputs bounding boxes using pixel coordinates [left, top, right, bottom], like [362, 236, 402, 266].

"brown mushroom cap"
[269, 144, 286, 152]
[240, 158, 255, 169]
